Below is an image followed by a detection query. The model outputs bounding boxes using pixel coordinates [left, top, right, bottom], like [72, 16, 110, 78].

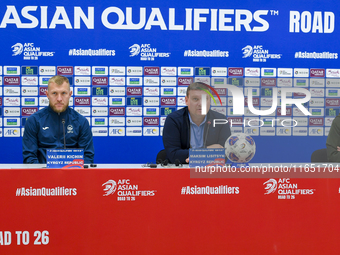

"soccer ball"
[225, 133, 256, 163]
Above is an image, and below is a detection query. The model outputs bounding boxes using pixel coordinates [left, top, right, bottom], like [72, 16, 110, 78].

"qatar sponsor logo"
[326, 98, 340, 107]
[161, 97, 176, 106]
[39, 87, 48, 96]
[261, 78, 276, 87]
[309, 117, 324, 126]
[92, 77, 108, 86]
[57, 66, 73, 75]
[109, 107, 125, 116]
[228, 68, 243, 76]
[21, 107, 38, 116]
[143, 117, 159, 126]
[144, 67, 160, 76]
[178, 77, 193, 86]
[244, 97, 259, 107]
[127, 87, 142, 96]
[310, 69, 325, 77]
[277, 107, 292, 116]
[4, 76, 20, 85]
[75, 97, 91, 106]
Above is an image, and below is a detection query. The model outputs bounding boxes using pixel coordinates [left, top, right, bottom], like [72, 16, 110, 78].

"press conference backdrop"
[0, 0, 339, 163]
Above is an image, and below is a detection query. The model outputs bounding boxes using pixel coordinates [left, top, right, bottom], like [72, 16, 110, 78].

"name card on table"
[189, 148, 225, 168]
[46, 149, 84, 168]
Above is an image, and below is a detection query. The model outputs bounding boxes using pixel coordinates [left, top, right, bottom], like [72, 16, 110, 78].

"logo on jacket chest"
[67, 125, 73, 134]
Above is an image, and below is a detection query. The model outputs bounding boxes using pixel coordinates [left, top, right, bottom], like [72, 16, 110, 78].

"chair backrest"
[311, 148, 328, 162]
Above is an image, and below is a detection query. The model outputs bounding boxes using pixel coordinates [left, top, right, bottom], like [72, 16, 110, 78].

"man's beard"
[50, 103, 68, 113]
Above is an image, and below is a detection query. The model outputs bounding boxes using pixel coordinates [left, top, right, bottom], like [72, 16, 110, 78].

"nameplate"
[46, 149, 84, 168]
[189, 148, 225, 168]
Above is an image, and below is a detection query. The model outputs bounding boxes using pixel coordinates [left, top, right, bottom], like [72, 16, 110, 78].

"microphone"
[62, 119, 66, 149]
[174, 159, 182, 167]
[204, 120, 211, 148]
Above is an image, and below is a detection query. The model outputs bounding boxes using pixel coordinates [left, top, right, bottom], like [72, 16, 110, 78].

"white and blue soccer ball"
[225, 133, 256, 163]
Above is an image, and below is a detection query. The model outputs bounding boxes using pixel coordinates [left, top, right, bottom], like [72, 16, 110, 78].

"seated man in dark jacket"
[22, 75, 94, 164]
[163, 82, 231, 163]
[326, 113, 340, 162]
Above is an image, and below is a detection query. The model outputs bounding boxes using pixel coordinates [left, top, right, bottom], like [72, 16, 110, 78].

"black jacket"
[163, 107, 231, 163]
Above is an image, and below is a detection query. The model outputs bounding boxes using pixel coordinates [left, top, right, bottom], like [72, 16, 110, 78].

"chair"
[311, 148, 328, 162]
[156, 149, 167, 163]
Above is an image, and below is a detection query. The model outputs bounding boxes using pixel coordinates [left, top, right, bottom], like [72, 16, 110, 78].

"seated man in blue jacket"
[163, 82, 231, 164]
[23, 75, 94, 163]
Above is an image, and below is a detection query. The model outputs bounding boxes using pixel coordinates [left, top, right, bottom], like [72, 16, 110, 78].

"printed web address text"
[190, 164, 340, 178]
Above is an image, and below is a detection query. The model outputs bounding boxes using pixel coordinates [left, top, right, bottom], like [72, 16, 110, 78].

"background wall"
[0, 0, 339, 163]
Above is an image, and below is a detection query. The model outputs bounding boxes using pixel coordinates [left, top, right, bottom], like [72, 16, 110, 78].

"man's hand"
[337, 146, 340, 152]
[207, 144, 223, 149]
[186, 158, 189, 163]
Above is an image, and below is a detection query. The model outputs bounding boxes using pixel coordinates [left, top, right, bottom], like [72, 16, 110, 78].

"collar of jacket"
[47, 105, 70, 118]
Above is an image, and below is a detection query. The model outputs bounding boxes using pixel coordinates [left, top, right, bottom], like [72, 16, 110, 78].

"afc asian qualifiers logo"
[102, 180, 117, 196]
[263, 179, 277, 194]
[129, 44, 140, 56]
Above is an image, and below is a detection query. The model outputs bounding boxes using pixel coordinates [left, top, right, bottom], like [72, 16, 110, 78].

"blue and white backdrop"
[0, 0, 339, 163]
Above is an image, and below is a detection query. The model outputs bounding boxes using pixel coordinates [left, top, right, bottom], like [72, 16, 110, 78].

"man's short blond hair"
[48, 75, 70, 91]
